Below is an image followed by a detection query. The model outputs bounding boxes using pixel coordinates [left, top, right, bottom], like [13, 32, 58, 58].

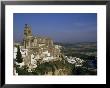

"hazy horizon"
[14, 13, 97, 43]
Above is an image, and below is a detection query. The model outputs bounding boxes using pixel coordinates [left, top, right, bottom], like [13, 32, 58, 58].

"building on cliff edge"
[14, 24, 62, 73]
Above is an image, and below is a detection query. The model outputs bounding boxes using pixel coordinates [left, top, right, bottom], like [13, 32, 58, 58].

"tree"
[16, 45, 23, 63]
[16, 65, 31, 75]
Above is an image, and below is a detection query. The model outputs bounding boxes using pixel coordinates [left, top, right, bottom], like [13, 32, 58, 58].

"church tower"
[24, 24, 32, 38]
[23, 24, 32, 49]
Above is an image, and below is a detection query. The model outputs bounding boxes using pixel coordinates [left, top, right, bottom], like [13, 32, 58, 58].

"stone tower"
[23, 24, 33, 48]
[24, 24, 32, 37]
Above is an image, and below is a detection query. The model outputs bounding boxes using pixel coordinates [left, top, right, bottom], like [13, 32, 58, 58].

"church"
[14, 24, 62, 71]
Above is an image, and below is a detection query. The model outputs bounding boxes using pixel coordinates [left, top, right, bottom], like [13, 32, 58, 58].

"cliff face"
[31, 59, 73, 75]
[46, 68, 71, 75]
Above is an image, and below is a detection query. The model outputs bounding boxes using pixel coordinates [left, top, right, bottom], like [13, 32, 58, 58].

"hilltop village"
[14, 24, 63, 73]
[14, 24, 87, 75]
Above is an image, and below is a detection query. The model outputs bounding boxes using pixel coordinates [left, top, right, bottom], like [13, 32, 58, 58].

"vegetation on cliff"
[16, 59, 74, 75]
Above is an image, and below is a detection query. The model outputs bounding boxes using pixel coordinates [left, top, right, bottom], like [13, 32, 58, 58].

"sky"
[13, 13, 97, 43]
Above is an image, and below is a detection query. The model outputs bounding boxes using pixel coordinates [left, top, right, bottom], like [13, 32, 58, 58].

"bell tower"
[23, 24, 32, 49]
[24, 24, 32, 38]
